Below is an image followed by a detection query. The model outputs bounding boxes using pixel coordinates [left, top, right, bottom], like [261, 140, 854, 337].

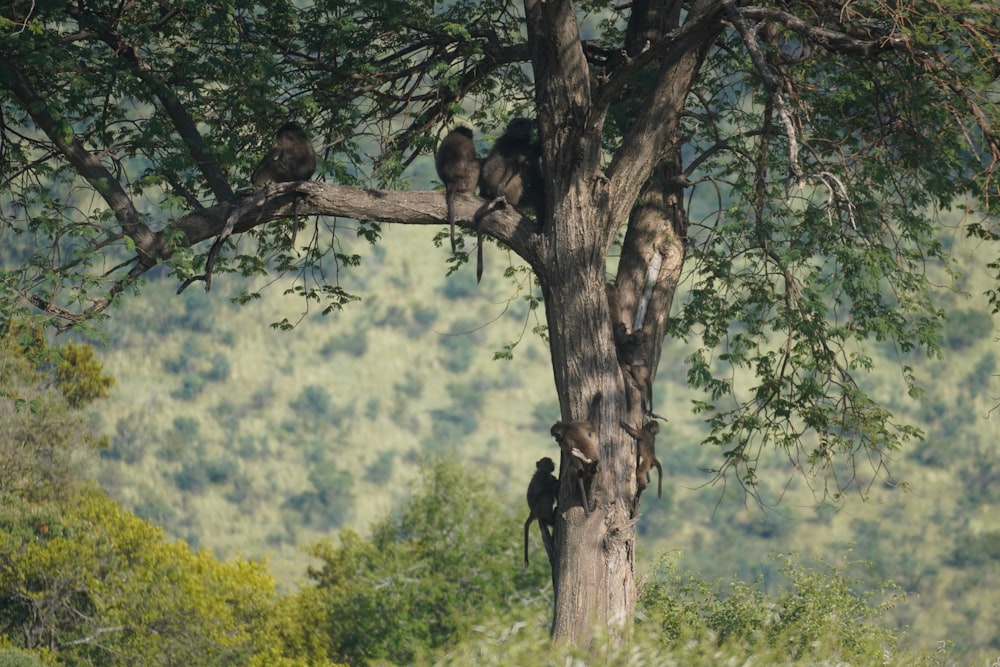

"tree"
[2, 0, 998, 645]
[0, 336, 289, 665]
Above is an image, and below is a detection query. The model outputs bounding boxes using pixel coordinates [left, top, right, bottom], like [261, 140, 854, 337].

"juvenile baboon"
[550, 393, 602, 515]
[523, 457, 559, 568]
[435, 127, 481, 253]
[627, 361, 654, 415]
[613, 325, 653, 414]
[622, 420, 662, 499]
[474, 117, 545, 282]
[251, 123, 317, 248]
[251, 123, 317, 187]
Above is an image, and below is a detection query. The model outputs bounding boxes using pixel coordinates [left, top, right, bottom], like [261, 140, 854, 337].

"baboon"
[251, 123, 316, 187]
[523, 457, 559, 568]
[613, 324, 653, 414]
[435, 127, 481, 253]
[251, 123, 317, 248]
[622, 420, 662, 499]
[550, 393, 602, 515]
[176, 123, 315, 294]
[474, 117, 545, 282]
[627, 360, 654, 415]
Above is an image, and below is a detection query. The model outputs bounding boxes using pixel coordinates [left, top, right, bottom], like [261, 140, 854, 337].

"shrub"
[639, 553, 901, 664]
[303, 460, 549, 665]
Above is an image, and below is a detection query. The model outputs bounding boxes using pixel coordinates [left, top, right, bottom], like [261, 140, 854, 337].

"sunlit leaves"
[55, 342, 115, 408]
[0, 490, 279, 665]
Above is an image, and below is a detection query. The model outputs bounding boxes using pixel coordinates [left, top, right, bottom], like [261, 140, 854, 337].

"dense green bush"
[172, 373, 206, 400]
[300, 460, 550, 665]
[0, 491, 282, 666]
[639, 554, 901, 664]
[942, 309, 993, 350]
[946, 530, 1000, 568]
[204, 351, 232, 382]
[320, 330, 369, 358]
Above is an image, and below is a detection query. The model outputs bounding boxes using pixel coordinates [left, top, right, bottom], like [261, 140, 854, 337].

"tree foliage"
[55, 342, 115, 408]
[0, 335, 298, 666]
[0, 490, 279, 665]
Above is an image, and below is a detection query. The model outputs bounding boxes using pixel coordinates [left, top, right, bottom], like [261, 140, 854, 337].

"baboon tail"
[476, 226, 484, 284]
[447, 193, 457, 254]
[523, 519, 531, 568]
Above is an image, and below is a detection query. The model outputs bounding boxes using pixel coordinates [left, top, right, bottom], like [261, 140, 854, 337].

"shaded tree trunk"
[524, 0, 722, 643]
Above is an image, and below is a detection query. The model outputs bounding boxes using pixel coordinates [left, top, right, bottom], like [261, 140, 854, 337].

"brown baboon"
[622, 420, 662, 499]
[550, 393, 602, 515]
[613, 325, 653, 414]
[627, 361, 654, 415]
[475, 117, 545, 282]
[523, 457, 559, 568]
[251, 123, 316, 187]
[251, 123, 317, 249]
[435, 127, 481, 253]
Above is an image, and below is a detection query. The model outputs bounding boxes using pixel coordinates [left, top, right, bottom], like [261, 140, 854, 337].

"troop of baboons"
[245, 120, 662, 572]
[249, 118, 545, 283]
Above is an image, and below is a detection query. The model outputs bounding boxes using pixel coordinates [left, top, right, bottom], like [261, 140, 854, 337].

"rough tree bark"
[519, 0, 723, 643]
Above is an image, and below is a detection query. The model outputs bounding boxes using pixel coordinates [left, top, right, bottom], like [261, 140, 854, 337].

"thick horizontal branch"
[163, 182, 547, 269]
[31, 183, 547, 328]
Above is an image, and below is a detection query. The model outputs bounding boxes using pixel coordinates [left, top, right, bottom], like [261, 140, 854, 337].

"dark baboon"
[550, 393, 602, 515]
[523, 457, 559, 568]
[622, 420, 662, 499]
[251, 123, 317, 187]
[174, 123, 315, 294]
[614, 325, 653, 414]
[435, 127, 481, 253]
[474, 117, 545, 282]
[251, 123, 317, 248]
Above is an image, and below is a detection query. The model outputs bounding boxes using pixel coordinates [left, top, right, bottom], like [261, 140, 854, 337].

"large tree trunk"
[524, 0, 722, 643]
[540, 190, 636, 643]
[540, 166, 690, 644]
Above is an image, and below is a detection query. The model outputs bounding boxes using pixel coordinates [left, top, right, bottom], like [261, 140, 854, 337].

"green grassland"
[82, 217, 1000, 659]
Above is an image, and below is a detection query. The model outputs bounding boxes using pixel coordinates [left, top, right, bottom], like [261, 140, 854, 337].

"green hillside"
[84, 221, 999, 659]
